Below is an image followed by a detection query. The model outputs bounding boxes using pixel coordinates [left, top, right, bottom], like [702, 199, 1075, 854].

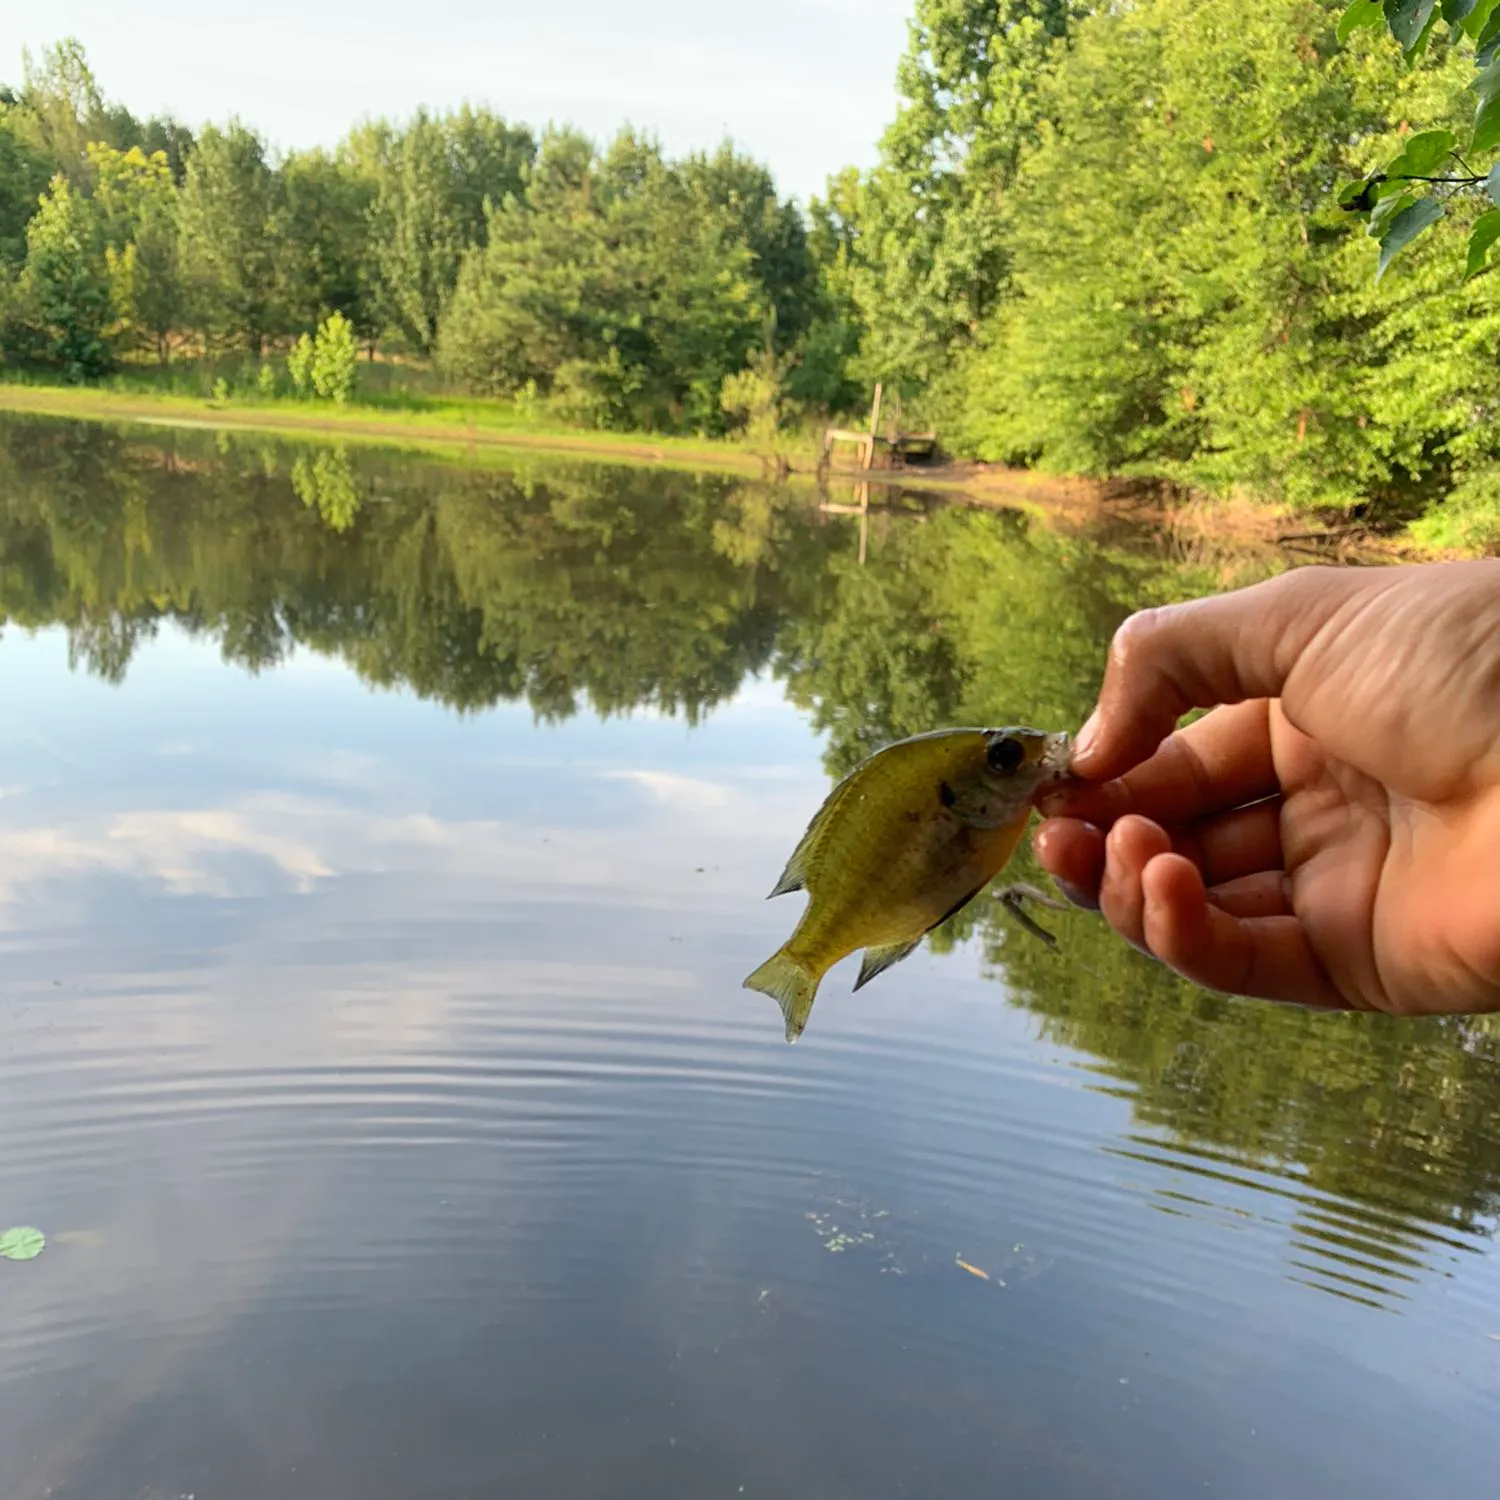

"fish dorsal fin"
[853, 936, 923, 992]
[767, 765, 865, 898]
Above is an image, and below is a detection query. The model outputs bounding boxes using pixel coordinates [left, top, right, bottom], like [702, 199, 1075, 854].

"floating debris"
[803, 1196, 901, 1270]
[802, 1182, 1053, 1287]
[0, 1226, 45, 1261]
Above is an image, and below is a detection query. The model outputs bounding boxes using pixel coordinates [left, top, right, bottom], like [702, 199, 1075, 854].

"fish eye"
[987, 736, 1026, 775]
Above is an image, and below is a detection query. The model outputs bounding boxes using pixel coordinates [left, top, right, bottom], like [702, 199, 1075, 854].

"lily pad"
[0, 1226, 45, 1261]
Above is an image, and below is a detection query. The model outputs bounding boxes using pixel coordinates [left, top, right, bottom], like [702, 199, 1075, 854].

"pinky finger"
[1139, 853, 1348, 1010]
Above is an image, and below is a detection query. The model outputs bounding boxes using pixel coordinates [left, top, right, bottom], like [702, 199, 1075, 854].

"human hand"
[1033, 562, 1500, 1015]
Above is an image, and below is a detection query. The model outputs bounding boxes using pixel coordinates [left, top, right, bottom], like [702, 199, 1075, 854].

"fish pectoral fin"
[853, 936, 923, 992]
[744, 950, 821, 1043]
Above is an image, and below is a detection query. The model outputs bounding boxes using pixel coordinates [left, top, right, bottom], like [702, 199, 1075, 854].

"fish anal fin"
[854, 936, 923, 992]
[743, 950, 821, 1043]
[768, 859, 806, 899]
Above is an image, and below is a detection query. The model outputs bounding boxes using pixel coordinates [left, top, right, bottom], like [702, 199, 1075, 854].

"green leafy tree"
[437, 128, 771, 433]
[286, 332, 314, 395]
[176, 121, 283, 354]
[18, 173, 114, 378]
[679, 143, 819, 350]
[133, 114, 194, 183]
[947, 0, 1500, 527]
[310, 310, 358, 402]
[0, 108, 53, 274]
[87, 142, 182, 364]
[819, 0, 1088, 404]
[10, 38, 109, 179]
[720, 341, 790, 447]
[366, 107, 534, 352]
[278, 148, 376, 339]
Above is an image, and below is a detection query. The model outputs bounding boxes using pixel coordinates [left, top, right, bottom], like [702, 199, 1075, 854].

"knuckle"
[1108, 606, 1170, 676]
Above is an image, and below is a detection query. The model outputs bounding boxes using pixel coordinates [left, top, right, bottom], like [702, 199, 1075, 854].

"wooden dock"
[821, 383, 938, 472]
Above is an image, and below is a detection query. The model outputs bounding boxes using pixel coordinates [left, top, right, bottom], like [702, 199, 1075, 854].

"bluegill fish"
[744, 727, 1072, 1043]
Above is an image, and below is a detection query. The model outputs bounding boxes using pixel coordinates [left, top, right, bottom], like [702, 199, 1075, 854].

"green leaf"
[1376, 195, 1445, 280]
[1461, 0, 1500, 34]
[1339, 0, 1385, 37]
[1384, 0, 1439, 49]
[1413, 4, 1444, 51]
[0, 1226, 45, 1261]
[1337, 176, 1382, 211]
[1463, 208, 1500, 278]
[1386, 129, 1457, 177]
[1369, 190, 1414, 236]
[1478, 5, 1500, 60]
[1476, 89, 1500, 152]
[1473, 55, 1500, 102]
[1444, 0, 1479, 22]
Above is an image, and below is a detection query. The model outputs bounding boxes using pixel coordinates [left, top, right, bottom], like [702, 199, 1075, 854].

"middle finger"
[1100, 814, 1173, 950]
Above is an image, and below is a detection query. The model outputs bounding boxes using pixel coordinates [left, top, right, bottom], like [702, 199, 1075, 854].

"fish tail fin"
[743, 949, 820, 1044]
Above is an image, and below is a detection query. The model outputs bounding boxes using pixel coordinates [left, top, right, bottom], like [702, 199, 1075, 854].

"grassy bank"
[0, 379, 795, 480]
[0, 377, 1094, 511]
[0, 377, 1430, 566]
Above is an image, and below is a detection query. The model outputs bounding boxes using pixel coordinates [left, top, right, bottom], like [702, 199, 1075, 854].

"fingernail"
[1053, 876, 1100, 912]
[1072, 710, 1100, 768]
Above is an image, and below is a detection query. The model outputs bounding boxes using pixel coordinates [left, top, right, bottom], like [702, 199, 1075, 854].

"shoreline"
[0, 381, 1410, 561]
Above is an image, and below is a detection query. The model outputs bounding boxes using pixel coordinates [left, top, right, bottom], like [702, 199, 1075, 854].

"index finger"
[1070, 567, 1377, 782]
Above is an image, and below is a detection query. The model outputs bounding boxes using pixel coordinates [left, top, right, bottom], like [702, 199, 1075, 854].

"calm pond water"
[1, 414, 1498, 1499]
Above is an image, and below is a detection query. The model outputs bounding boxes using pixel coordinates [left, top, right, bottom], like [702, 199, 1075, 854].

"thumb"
[1071, 566, 1376, 782]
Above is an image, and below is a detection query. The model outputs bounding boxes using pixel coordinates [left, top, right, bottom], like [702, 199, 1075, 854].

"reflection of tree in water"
[0, 417, 837, 719]
[998, 913, 1500, 1310]
[768, 493, 1500, 1306]
[290, 446, 361, 533]
[3, 412, 1497, 1305]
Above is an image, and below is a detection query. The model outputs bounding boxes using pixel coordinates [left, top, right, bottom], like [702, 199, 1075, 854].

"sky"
[0, 0, 913, 203]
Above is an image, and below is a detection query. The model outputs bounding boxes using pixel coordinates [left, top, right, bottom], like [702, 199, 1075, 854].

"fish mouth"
[1039, 731, 1073, 779]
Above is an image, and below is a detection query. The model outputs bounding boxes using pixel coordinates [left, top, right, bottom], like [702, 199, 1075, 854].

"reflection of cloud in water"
[0, 772, 814, 923]
[0, 809, 333, 902]
[604, 769, 736, 809]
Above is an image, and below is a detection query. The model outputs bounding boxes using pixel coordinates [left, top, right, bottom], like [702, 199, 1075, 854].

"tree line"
[7, 6, 1500, 538]
[0, 40, 849, 432]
